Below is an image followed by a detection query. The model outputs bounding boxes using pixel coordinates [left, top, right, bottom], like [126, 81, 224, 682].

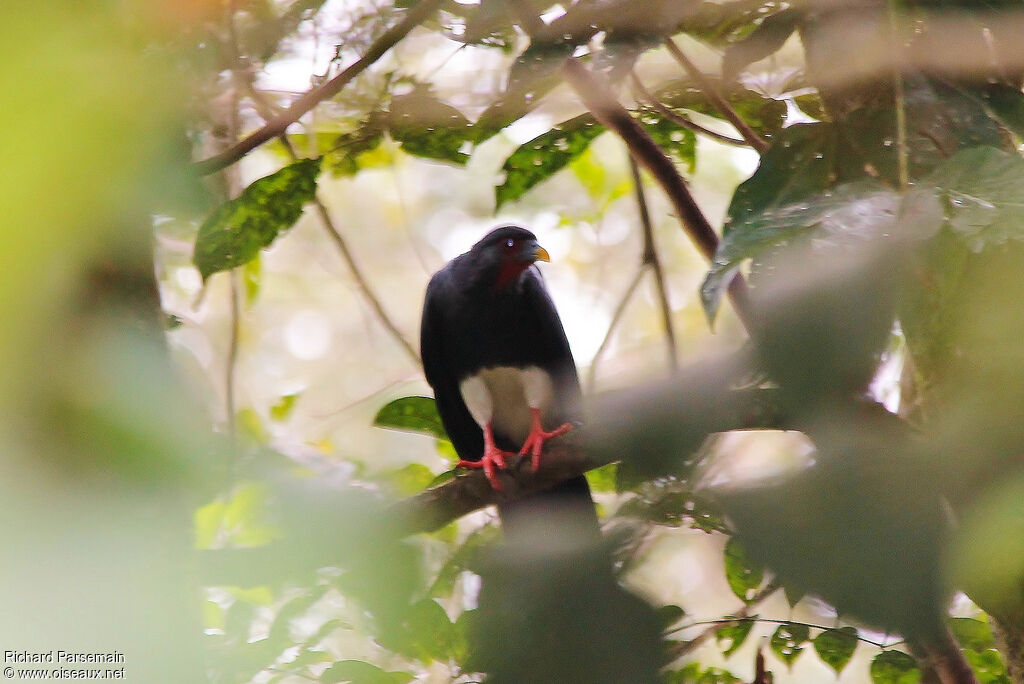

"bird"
[420, 224, 597, 529]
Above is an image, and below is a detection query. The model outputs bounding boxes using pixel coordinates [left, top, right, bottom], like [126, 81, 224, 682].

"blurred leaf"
[724, 538, 764, 603]
[722, 9, 802, 81]
[429, 524, 500, 597]
[243, 255, 261, 306]
[329, 115, 388, 177]
[223, 481, 281, 547]
[657, 81, 787, 138]
[870, 650, 922, 684]
[716, 619, 754, 657]
[925, 146, 1024, 252]
[975, 82, 1024, 140]
[586, 462, 619, 493]
[270, 394, 299, 422]
[770, 622, 809, 665]
[321, 660, 413, 684]
[962, 647, 1010, 684]
[435, 438, 458, 461]
[656, 604, 686, 630]
[949, 617, 995, 651]
[193, 157, 321, 280]
[666, 663, 742, 683]
[376, 598, 455, 662]
[793, 93, 828, 121]
[389, 88, 472, 165]
[237, 407, 271, 445]
[637, 109, 697, 172]
[268, 585, 329, 649]
[376, 463, 436, 496]
[496, 114, 604, 208]
[373, 396, 447, 439]
[229, 585, 275, 606]
[813, 626, 858, 674]
[616, 480, 729, 534]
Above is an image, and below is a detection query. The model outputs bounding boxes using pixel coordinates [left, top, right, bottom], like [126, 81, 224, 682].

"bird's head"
[469, 225, 550, 290]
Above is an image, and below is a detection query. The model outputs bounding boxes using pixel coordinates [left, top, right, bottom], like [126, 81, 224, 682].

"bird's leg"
[457, 422, 515, 491]
[519, 407, 574, 472]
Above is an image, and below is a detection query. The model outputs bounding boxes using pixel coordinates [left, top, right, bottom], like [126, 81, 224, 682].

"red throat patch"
[493, 259, 530, 290]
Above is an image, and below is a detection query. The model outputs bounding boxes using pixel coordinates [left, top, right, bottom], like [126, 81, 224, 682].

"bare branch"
[560, 58, 756, 332]
[663, 38, 769, 154]
[194, 0, 445, 176]
[630, 155, 678, 373]
[586, 265, 646, 392]
[630, 72, 748, 148]
[664, 583, 780, 661]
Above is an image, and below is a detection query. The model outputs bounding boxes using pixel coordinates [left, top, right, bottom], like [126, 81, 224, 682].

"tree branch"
[630, 72, 748, 148]
[663, 38, 769, 154]
[194, 0, 444, 176]
[560, 58, 756, 332]
[630, 155, 678, 372]
[586, 264, 646, 391]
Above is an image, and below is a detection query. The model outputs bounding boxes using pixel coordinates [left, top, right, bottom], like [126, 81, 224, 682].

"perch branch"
[663, 38, 768, 154]
[194, 0, 444, 175]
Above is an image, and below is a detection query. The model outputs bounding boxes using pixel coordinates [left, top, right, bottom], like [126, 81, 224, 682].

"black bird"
[420, 225, 597, 526]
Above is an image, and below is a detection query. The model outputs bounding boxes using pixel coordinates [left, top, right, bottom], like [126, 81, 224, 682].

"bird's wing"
[421, 271, 484, 461]
[521, 268, 582, 418]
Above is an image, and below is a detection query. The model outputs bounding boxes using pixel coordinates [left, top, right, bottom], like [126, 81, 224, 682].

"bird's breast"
[458, 365, 554, 444]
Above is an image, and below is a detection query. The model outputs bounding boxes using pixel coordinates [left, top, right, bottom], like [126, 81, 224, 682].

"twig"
[232, 65, 421, 367]
[560, 58, 756, 333]
[630, 72, 748, 147]
[665, 583, 779, 660]
[630, 155, 678, 372]
[667, 614, 901, 650]
[663, 38, 769, 154]
[586, 264, 646, 391]
[194, 0, 445, 176]
[887, 0, 909, 190]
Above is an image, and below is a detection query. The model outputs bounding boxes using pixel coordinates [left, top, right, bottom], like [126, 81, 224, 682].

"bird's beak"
[533, 245, 551, 262]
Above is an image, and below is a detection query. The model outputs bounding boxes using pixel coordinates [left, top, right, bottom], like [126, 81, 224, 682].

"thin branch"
[194, 0, 445, 176]
[663, 38, 769, 154]
[586, 264, 646, 391]
[630, 72, 749, 148]
[560, 58, 756, 332]
[232, 64, 421, 367]
[667, 614, 900, 650]
[887, 0, 909, 190]
[630, 155, 678, 372]
[665, 583, 780, 660]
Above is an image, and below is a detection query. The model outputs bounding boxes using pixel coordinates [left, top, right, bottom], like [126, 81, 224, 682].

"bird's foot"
[457, 423, 515, 491]
[519, 408, 574, 472]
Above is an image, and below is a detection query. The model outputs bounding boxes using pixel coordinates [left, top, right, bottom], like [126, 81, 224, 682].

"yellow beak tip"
[534, 246, 551, 262]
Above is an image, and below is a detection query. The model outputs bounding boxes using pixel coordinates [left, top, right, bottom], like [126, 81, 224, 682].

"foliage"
[154, 0, 1024, 683]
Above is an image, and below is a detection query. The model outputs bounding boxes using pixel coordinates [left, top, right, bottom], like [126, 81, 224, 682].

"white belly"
[459, 366, 554, 443]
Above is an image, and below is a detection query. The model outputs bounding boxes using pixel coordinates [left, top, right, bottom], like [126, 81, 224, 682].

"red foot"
[519, 408, 573, 472]
[457, 423, 515, 491]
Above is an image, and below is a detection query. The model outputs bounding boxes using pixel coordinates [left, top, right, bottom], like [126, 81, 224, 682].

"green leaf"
[389, 88, 472, 165]
[976, 82, 1024, 140]
[243, 255, 261, 306]
[637, 108, 696, 172]
[320, 660, 412, 684]
[270, 394, 299, 422]
[373, 396, 447, 440]
[656, 80, 787, 138]
[813, 626, 858, 674]
[586, 462, 618, 493]
[722, 8, 802, 80]
[870, 650, 922, 684]
[949, 617, 995, 651]
[962, 648, 1010, 684]
[716, 619, 754, 657]
[666, 663, 742, 684]
[924, 146, 1024, 252]
[376, 598, 455, 663]
[656, 604, 686, 630]
[496, 114, 604, 208]
[328, 114, 387, 177]
[429, 524, 501, 597]
[723, 537, 764, 603]
[193, 157, 321, 280]
[701, 178, 902, 322]
[770, 622, 810, 665]
[376, 463, 436, 496]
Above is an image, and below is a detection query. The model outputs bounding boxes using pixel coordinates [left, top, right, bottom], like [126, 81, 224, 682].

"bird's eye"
[504, 239, 516, 250]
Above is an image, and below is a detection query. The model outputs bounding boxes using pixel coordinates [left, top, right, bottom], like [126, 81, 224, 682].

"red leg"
[457, 422, 515, 491]
[519, 408, 574, 472]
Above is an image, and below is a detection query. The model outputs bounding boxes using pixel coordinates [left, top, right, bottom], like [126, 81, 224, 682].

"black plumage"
[420, 225, 597, 529]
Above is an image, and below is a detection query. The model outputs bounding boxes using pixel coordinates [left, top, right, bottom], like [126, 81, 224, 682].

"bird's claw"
[519, 410, 574, 472]
[458, 444, 515, 491]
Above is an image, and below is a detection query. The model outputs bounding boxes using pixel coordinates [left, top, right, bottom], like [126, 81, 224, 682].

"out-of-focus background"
[8, 0, 1024, 682]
